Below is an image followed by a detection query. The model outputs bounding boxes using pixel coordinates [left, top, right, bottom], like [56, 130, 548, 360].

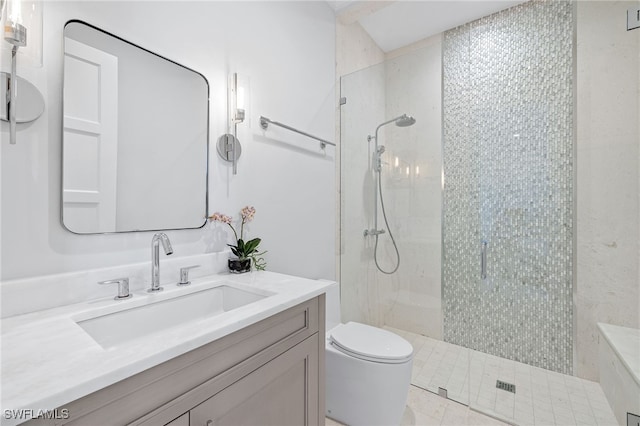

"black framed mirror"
[62, 20, 209, 234]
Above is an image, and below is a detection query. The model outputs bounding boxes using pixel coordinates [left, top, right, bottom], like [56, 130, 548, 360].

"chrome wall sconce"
[217, 73, 248, 175]
[1, 0, 45, 145]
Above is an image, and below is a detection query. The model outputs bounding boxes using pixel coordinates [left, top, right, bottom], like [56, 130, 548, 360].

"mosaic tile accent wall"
[442, 0, 574, 374]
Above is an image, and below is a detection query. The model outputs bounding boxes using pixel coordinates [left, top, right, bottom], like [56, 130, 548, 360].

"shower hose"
[374, 168, 400, 274]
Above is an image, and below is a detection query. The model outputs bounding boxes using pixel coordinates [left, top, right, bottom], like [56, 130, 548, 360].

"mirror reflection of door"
[63, 38, 118, 233]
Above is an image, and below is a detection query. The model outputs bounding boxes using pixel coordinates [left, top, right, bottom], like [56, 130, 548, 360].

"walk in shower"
[338, 1, 608, 424]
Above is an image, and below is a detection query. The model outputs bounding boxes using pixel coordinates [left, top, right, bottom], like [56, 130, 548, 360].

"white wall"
[576, 0, 640, 380]
[0, 1, 336, 281]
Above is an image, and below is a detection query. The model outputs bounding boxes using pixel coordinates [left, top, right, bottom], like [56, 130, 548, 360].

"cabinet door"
[190, 335, 319, 426]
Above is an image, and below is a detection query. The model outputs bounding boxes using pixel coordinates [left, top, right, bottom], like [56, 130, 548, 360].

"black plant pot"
[228, 258, 251, 274]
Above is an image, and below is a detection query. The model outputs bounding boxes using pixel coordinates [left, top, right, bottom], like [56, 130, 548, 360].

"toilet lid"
[329, 322, 413, 364]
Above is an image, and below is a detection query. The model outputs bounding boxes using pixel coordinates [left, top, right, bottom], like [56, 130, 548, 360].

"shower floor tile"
[384, 326, 618, 426]
[325, 385, 509, 426]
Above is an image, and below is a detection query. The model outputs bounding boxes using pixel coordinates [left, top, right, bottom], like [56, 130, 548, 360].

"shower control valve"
[363, 229, 386, 237]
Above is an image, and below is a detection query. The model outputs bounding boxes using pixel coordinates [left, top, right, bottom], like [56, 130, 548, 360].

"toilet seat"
[329, 322, 413, 364]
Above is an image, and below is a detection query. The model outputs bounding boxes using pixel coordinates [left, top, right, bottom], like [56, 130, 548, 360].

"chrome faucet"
[149, 233, 173, 292]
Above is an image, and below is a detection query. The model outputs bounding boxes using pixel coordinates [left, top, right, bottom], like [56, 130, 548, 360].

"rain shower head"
[367, 113, 416, 142]
[371, 114, 416, 137]
[395, 114, 416, 127]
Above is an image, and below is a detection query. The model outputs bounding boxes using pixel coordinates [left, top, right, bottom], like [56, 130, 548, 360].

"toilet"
[324, 282, 414, 426]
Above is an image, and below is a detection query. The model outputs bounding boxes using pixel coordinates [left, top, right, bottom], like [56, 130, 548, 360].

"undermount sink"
[76, 284, 272, 349]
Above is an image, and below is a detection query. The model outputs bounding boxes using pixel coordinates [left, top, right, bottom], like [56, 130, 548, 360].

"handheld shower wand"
[364, 114, 416, 274]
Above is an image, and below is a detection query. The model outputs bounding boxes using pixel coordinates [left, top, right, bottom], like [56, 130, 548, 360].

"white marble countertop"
[1, 271, 333, 426]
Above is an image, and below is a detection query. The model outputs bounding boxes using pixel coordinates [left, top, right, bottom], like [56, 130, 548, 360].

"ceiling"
[329, 1, 527, 52]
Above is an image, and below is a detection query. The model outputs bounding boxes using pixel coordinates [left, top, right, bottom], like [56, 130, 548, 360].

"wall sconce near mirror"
[0, 0, 44, 145]
[217, 73, 249, 175]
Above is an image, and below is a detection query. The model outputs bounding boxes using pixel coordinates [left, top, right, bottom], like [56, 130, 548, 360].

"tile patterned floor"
[326, 385, 510, 426]
[385, 327, 619, 426]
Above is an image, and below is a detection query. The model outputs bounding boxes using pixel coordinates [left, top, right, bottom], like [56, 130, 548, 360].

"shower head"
[368, 113, 416, 144]
[395, 114, 416, 127]
[372, 114, 416, 136]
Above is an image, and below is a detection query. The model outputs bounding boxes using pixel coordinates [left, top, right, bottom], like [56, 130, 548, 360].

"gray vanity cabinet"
[24, 296, 325, 426]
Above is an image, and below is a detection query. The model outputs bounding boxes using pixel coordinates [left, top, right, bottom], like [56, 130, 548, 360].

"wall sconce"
[233, 74, 245, 124]
[216, 73, 249, 175]
[0, 0, 44, 145]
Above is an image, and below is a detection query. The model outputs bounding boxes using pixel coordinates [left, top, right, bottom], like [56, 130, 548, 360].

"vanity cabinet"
[25, 296, 324, 426]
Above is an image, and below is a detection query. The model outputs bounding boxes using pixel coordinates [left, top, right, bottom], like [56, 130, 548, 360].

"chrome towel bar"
[259, 116, 335, 149]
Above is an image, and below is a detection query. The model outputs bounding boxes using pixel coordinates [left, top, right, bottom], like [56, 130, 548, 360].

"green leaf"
[227, 244, 240, 258]
[244, 238, 261, 254]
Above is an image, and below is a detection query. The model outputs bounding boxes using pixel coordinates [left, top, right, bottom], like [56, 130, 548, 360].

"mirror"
[62, 20, 209, 234]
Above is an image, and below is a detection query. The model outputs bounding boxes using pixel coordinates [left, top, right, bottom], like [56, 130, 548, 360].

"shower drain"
[496, 380, 516, 393]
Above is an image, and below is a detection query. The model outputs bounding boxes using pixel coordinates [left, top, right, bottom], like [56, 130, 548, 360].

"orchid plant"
[209, 206, 267, 271]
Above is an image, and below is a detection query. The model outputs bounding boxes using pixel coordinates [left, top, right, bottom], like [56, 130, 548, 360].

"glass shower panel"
[340, 47, 446, 397]
[339, 62, 387, 328]
[443, 1, 574, 422]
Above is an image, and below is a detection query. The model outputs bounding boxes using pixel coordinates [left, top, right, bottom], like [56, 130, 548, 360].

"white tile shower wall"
[336, 21, 386, 78]
[576, 0, 640, 380]
[0, 1, 335, 282]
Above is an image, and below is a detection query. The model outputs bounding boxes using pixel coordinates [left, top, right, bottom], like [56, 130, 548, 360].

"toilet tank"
[319, 280, 340, 332]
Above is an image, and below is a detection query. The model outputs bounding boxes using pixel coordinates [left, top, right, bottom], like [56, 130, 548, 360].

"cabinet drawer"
[28, 297, 320, 426]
